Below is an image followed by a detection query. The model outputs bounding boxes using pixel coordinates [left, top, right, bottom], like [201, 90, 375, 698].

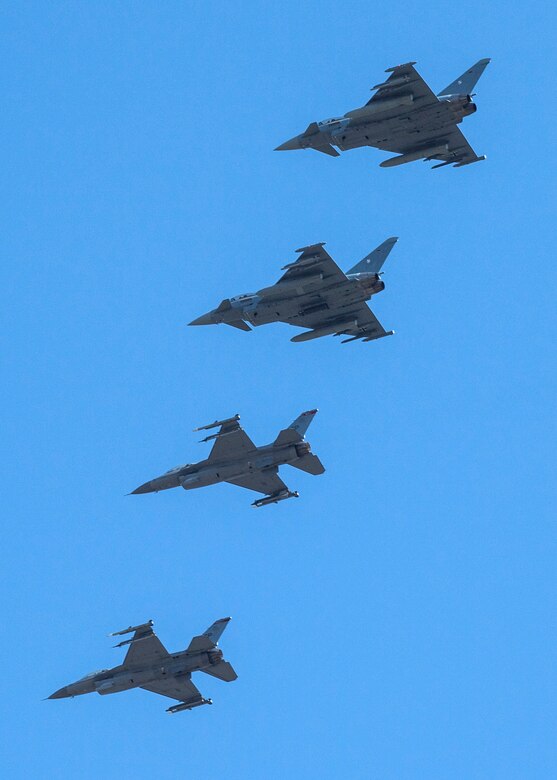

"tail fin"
[185, 617, 231, 654]
[438, 58, 490, 97]
[347, 237, 398, 275]
[274, 409, 318, 446]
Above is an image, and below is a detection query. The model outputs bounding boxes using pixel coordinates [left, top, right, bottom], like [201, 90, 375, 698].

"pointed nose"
[48, 686, 70, 699]
[129, 481, 155, 495]
[188, 311, 215, 326]
[275, 136, 302, 151]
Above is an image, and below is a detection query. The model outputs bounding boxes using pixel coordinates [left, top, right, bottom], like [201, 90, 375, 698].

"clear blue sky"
[2, 2, 556, 778]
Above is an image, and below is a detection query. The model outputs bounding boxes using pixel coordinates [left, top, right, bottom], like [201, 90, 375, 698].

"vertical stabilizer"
[273, 409, 319, 446]
[347, 237, 398, 275]
[438, 58, 491, 97]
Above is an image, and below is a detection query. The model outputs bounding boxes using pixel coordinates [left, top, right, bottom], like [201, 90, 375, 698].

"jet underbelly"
[247, 299, 302, 326]
[334, 101, 459, 151]
[180, 471, 218, 490]
[183, 462, 259, 487]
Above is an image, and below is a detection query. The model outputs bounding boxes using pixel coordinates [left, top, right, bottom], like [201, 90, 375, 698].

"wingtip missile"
[108, 620, 153, 638]
[167, 698, 213, 714]
[384, 61, 417, 73]
[193, 414, 240, 433]
[252, 490, 299, 508]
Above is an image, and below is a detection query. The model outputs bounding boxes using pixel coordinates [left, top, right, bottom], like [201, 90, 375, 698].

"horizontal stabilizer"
[201, 661, 238, 682]
[291, 453, 325, 475]
[438, 58, 490, 97]
[347, 237, 398, 275]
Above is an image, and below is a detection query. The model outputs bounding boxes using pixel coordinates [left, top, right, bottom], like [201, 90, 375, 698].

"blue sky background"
[2, 2, 556, 778]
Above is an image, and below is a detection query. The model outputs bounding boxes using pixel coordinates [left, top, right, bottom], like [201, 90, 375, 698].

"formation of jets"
[49, 58, 491, 715]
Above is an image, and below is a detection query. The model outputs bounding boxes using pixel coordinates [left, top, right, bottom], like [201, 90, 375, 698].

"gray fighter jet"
[276, 59, 490, 168]
[48, 618, 236, 714]
[131, 410, 324, 507]
[190, 239, 397, 344]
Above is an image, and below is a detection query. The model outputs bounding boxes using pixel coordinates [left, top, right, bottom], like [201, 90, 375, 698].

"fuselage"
[133, 439, 312, 494]
[280, 93, 477, 155]
[317, 94, 476, 151]
[229, 271, 384, 329]
[49, 647, 222, 699]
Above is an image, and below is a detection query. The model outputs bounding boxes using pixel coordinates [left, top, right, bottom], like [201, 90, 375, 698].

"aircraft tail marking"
[438, 58, 491, 97]
[274, 409, 318, 446]
[186, 617, 232, 654]
[347, 237, 398, 275]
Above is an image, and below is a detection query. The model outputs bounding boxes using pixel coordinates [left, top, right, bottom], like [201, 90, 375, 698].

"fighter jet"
[131, 409, 324, 507]
[190, 239, 397, 345]
[48, 618, 237, 714]
[276, 58, 490, 169]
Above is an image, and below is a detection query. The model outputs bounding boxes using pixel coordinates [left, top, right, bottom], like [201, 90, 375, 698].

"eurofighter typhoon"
[276, 59, 490, 169]
[190, 239, 397, 344]
[48, 618, 236, 714]
[131, 410, 324, 507]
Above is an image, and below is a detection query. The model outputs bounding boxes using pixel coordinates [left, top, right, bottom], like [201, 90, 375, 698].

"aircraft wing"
[276, 243, 347, 287]
[226, 468, 289, 495]
[366, 61, 439, 110]
[204, 417, 257, 463]
[425, 125, 485, 168]
[113, 623, 170, 668]
[285, 295, 391, 342]
[373, 118, 484, 167]
[368, 68, 485, 167]
[141, 674, 203, 704]
[331, 302, 393, 344]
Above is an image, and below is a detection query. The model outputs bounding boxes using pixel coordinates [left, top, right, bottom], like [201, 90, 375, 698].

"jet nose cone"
[129, 481, 155, 495]
[48, 686, 69, 700]
[188, 311, 215, 326]
[275, 136, 302, 151]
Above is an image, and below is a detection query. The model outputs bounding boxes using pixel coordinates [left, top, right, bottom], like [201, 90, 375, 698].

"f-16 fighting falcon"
[190, 239, 397, 344]
[276, 58, 490, 169]
[131, 410, 324, 507]
[48, 618, 237, 714]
